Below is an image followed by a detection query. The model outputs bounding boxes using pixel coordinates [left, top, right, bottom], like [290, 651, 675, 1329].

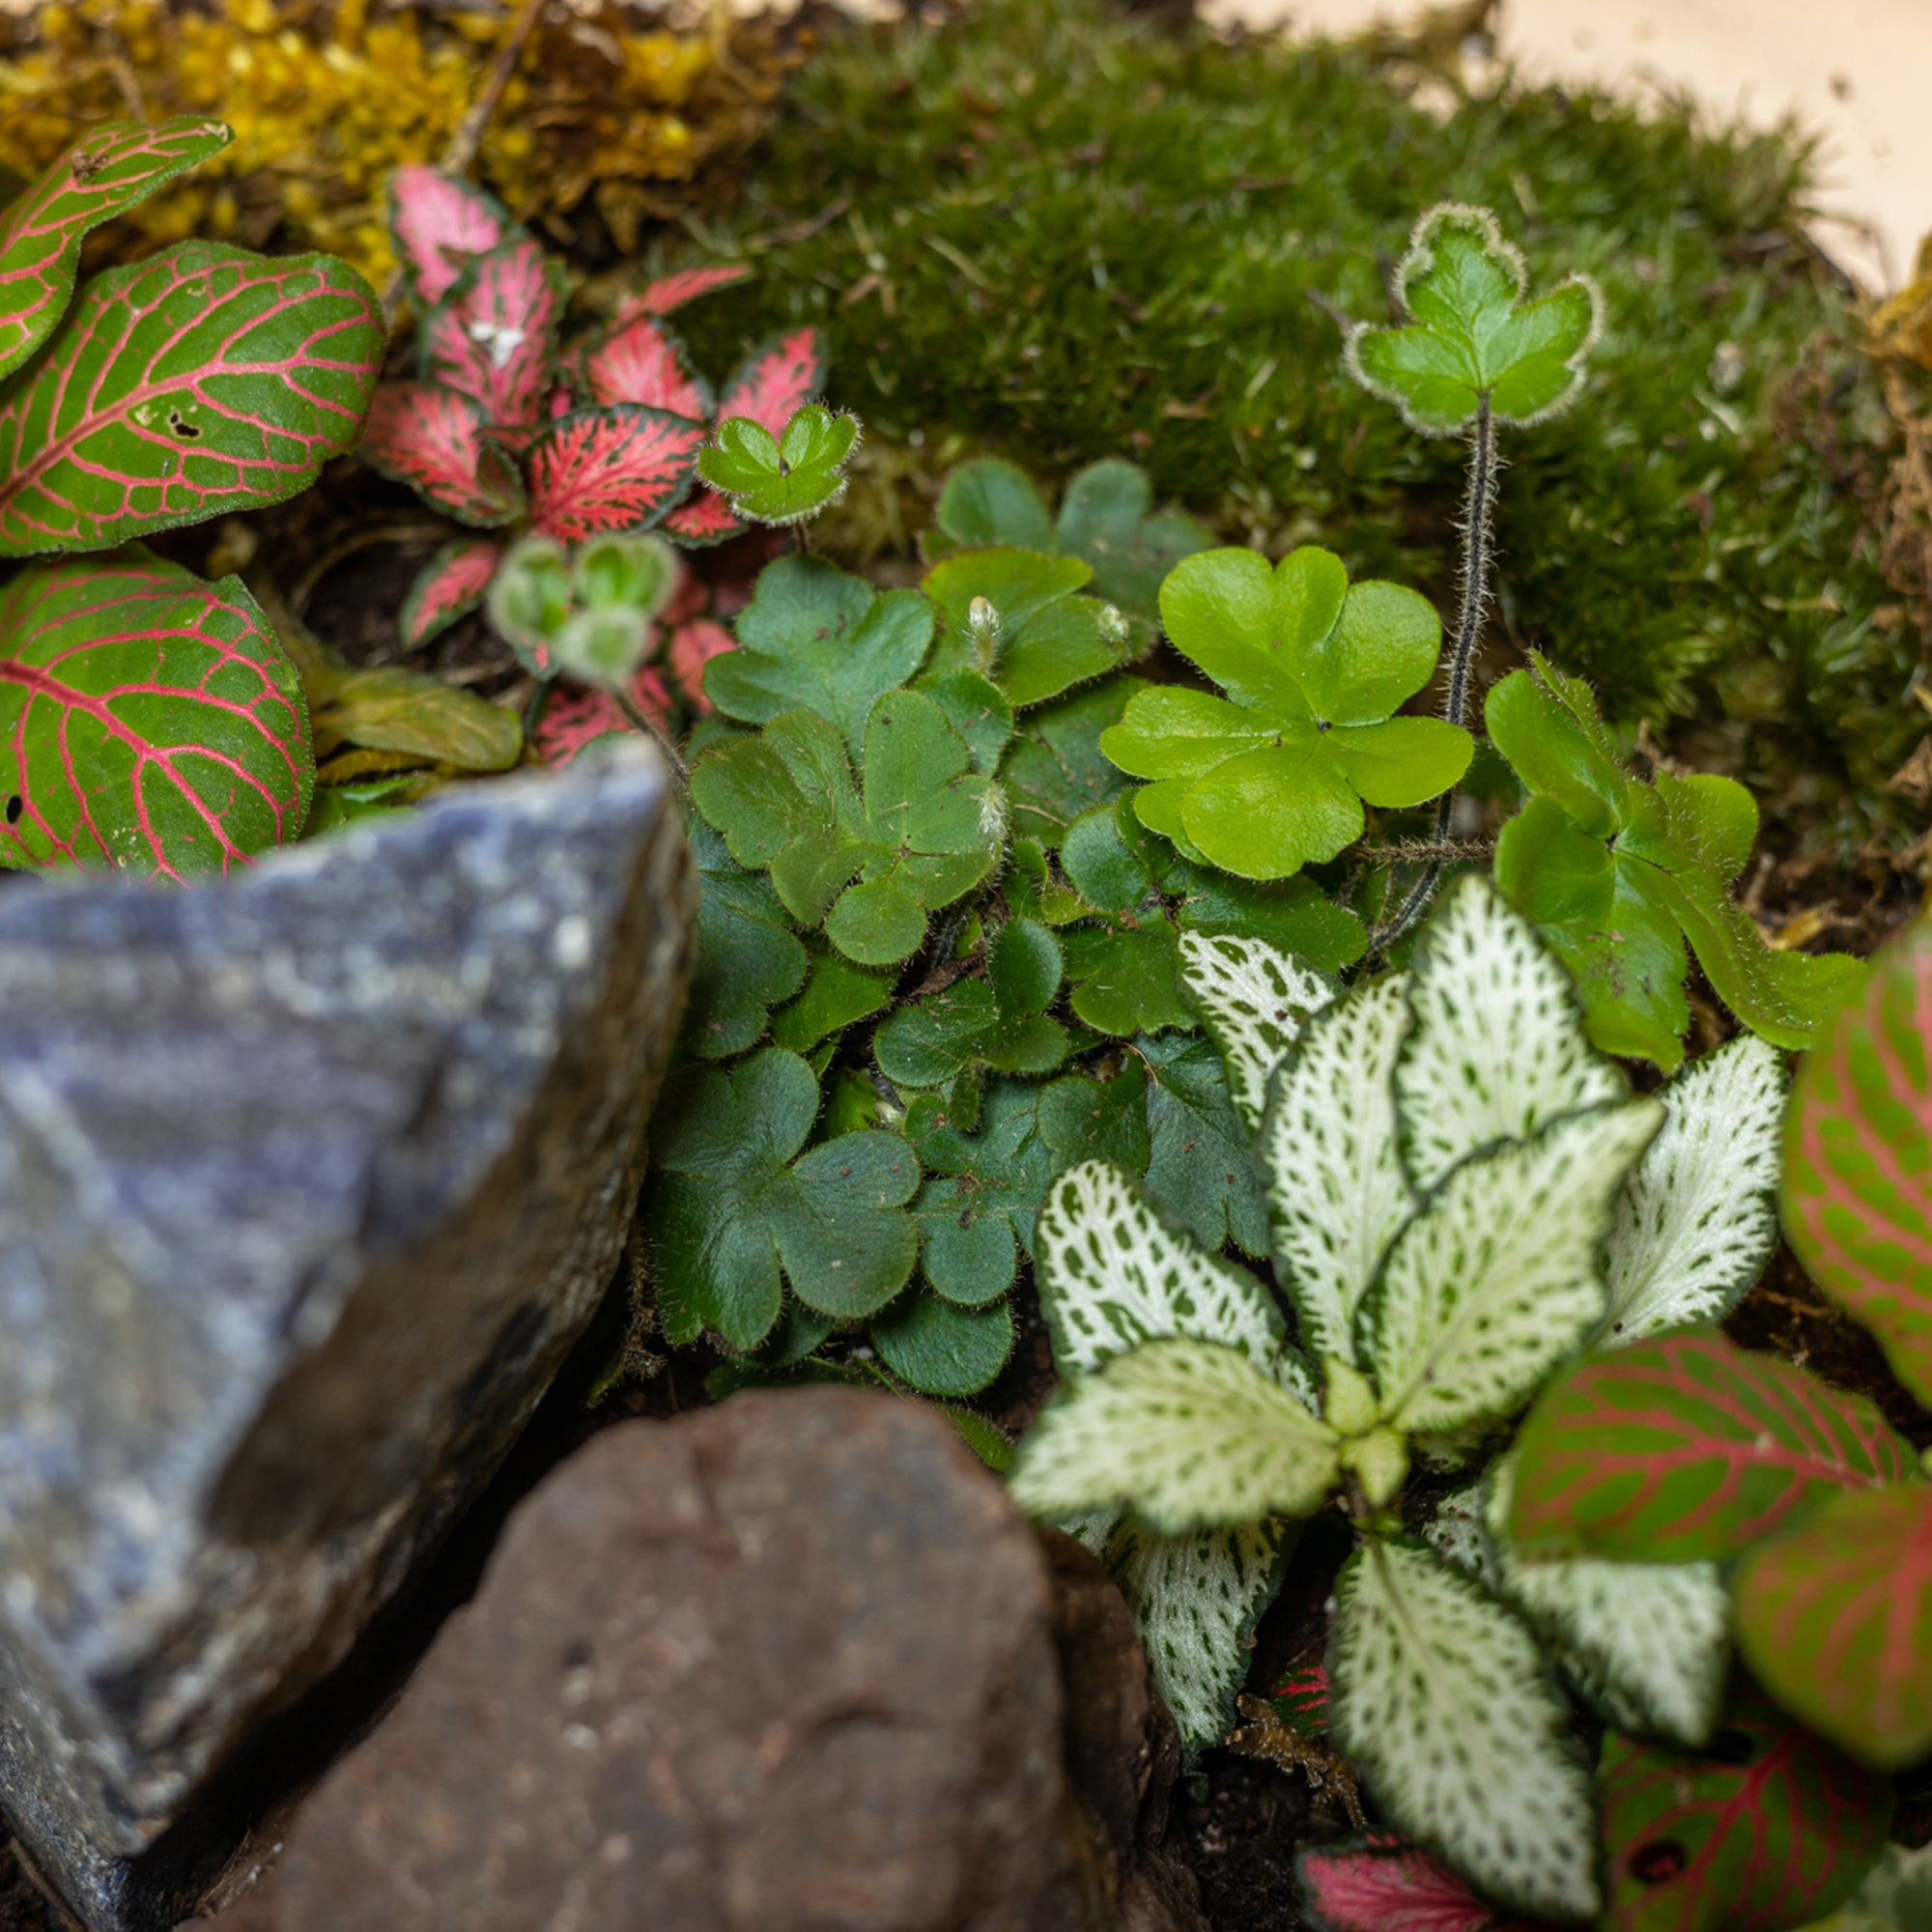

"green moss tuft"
[699, 0, 1918, 845]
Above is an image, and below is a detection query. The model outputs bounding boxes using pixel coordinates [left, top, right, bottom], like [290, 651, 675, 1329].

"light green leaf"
[1110, 1519, 1293, 1761]
[1261, 977, 1416, 1369]
[1345, 203, 1601, 436]
[1035, 1158, 1289, 1377]
[1367, 1100, 1664, 1435]
[307, 663, 522, 772]
[696, 403, 858, 525]
[1178, 930, 1336, 1131]
[1329, 1538, 1601, 1919]
[1486, 1455, 1728, 1747]
[1396, 873, 1624, 1192]
[923, 545, 1129, 709]
[1595, 1033, 1786, 1347]
[1010, 1337, 1339, 1532]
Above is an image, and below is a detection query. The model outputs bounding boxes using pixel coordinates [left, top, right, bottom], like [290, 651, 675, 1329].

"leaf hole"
[2, 796, 17, 825]
[1705, 1726, 1758, 1766]
[1629, 1839, 1688, 1887]
[167, 409, 201, 440]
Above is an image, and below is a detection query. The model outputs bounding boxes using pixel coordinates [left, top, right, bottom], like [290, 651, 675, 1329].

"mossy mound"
[697, 0, 1920, 848]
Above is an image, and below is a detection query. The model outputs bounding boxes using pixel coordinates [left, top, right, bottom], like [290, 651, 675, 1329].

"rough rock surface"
[0, 743, 695, 1932]
[193, 1391, 1207, 1932]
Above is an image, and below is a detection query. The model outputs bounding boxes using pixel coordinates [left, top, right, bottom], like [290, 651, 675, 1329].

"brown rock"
[201, 1391, 1110, 1931]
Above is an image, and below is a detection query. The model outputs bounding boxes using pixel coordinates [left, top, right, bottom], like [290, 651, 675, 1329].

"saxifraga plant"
[1009, 875, 1817, 1923]
[0, 117, 383, 879]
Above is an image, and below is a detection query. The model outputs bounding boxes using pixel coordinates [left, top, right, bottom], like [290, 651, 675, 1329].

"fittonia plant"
[360, 165, 826, 670]
[0, 118, 383, 879]
[1009, 875, 1791, 1920]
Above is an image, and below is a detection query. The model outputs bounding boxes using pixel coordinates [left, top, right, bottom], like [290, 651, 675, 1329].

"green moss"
[699, 0, 1917, 845]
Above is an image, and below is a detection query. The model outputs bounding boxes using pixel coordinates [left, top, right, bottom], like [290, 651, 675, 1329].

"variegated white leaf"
[1329, 1539, 1600, 1921]
[1396, 875, 1623, 1191]
[1262, 977, 1416, 1368]
[1368, 1101, 1663, 1435]
[1111, 1518, 1293, 1761]
[1009, 1338, 1339, 1533]
[1485, 1456, 1727, 1747]
[1037, 1159, 1290, 1377]
[1178, 931, 1334, 1130]
[1420, 1472, 1500, 1592]
[1594, 1033, 1786, 1348]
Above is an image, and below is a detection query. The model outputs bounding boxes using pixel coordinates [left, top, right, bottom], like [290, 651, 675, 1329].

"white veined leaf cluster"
[1328, 1539, 1601, 1921]
[1593, 1032, 1786, 1347]
[1176, 930, 1333, 1129]
[1008, 1337, 1339, 1533]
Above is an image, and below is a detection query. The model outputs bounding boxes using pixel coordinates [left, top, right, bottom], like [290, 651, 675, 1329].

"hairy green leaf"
[1103, 546, 1468, 879]
[683, 819, 809, 1060]
[696, 404, 857, 525]
[907, 1083, 1048, 1305]
[1508, 1331, 1919, 1564]
[1328, 1538, 1599, 1920]
[924, 545, 1130, 709]
[645, 1048, 919, 1349]
[1735, 1483, 1932, 1771]
[1346, 203, 1600, 435]
[872, 1281, 1015, 1396]
[704, 554, 932, 753]
[1037, 1063, 1152, 1179]
[1009, 1336, 1338, 1532]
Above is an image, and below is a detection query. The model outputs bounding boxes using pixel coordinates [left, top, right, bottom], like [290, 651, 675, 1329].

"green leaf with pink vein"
[0, 241, 384, 556]
[1783, 919, 1932, 1408]
[1735, 1483, 1932, 1771]
[1597, 1684, 1892, 1932]
[0, 550, 312, 880]
[0, 117, 232, 384]
[1507, 1330, 1918, 1565]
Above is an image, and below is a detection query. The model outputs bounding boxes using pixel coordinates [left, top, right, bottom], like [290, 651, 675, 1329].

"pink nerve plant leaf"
[1300, 1836, 1554, 1932]
[584, 313, 711, 420]
[533, 667, 670, 766]
[419, 238, 563, 432]
[0, 242, 384, 556]
[0, 115, 232, 384]
[0, 550, 312, 881]
[661, 486, 744, 547]
[615, 263, 752, 322]
[389, 164, 511, 306]
[526, 404, 706, 543]
[361, 383, 526, 527]
[668, 617, 733, 712]
[716, 327, 825, 440]
[400, 538, 502, 650]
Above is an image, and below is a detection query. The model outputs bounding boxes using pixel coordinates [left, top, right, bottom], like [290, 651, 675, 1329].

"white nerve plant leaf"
[1328, 1538, 1601, 1921]
[1485, 1455, 1728, 1748]
[1365, 1099, 1663, 1436]
[1395, 873, 1623, 1191]
[1008, 1338, 1339, 1533]
[1593, 1031, 1786, 1347]
[1261, 977, 1416, 1370]
[1177, 930, 1333, 1130]
[1110, 1520, 1293, 1761]
[1035, 1158, 1300, 1385]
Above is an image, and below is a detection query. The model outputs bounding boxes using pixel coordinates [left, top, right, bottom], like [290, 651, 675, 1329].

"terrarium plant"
[0, 117, 383, 880]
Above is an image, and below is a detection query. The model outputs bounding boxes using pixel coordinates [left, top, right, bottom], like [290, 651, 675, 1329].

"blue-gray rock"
[0, 742, 694, 1932]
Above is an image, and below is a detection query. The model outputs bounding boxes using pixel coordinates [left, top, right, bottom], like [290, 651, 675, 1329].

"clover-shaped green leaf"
[1002, 673, 1144, 842]
[767, 944, 892, 1055]
[689, 691, 1003, 966]
[1489, 655, 1865, 1068]
[906, 1084, 1051, 1306]
[924, 547, 1132, 709]
[1345, 203, 1602, 437]
[646, 1048, 919, 1350]
[704, 554, 932, 753]
[927, 456, 1209, 639]
[870, 1283, 1015, 1397]
[1101, 546, 1470, 879]
[874, 918, 1070, 1114]
[696, 403, 859, 526]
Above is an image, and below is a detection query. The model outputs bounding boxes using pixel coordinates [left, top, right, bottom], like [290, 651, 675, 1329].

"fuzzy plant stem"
[611, 684, 689, 783]
[1370, 396, 1498, 956]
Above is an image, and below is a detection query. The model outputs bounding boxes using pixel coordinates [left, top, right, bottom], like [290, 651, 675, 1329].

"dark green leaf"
[872, 1282, 1015, 1395]
[1038, 1061, 1151, 1177]
[917, 666, 1013, 774]
[908, 1083, 1050, 1305]
[1001, 672, 1144, 842]
[1054, 458, 1211, 632]
[929, 456, 1055, 554]
[1138, 1030, 1267, 1256]
[683, 819, 809, 1060]
[768, 945, 892, 1053]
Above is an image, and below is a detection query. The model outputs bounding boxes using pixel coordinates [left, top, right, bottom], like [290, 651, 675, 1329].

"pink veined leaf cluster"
[363, 165, 827, 659]
[1299, 1836, 1556, 1932]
